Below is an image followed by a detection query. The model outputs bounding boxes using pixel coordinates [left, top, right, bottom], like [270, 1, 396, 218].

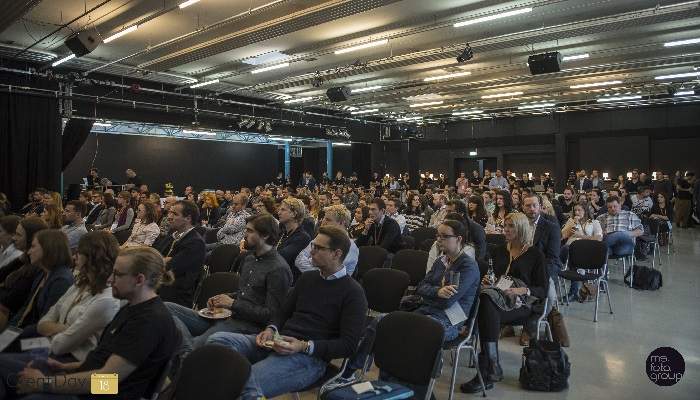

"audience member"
[208, 194, 250, 256]
[385, 197, 406, 234]
[199, 192, 220, 227]
[675, 172, 694, 229]
[276, 197, 312, 282]
[349, 206, 369, 240]
[573, 170, 592, 192]
[40, 204, 64, 229]
[597, 195, 643, 257]
[404, 193, 431, 234]
[0, 216, 22, 269]
[121, 202, 160, 248]
[356, 198, 405, 264]
[84, 191, 105, 225]
[488, 190, 514, 233]
[560, 201, 603, 301]
[630, 186, 653, 217]
[560, 188, 575, 219]
[489, 169, 509, 190]
[105, 191, 134, 233]
[467, 195, 489, 228]
[625, 169, 642, 194]
[60, 200, 88, 255]
[429, 194, 448, 228]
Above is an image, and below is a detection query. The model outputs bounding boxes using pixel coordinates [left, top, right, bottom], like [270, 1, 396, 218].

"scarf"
[117, 204, 132, 227]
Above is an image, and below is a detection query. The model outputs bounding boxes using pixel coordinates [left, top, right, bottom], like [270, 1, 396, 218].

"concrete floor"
[290, 227, 700, 400]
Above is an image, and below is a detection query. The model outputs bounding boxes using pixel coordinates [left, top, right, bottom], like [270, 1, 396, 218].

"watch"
[43, 377, 53, 393]
[526, 288, 531, 296]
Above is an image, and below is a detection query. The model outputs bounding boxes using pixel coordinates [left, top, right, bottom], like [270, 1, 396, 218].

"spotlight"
[456, 45, 473, 62]
[264, 120, 273, 132]
[238, 118, 249, 128]
[245, 119, 256, 129]
[257, 120, 265, 130]
[667, 86, 677, 96]
[311, 72, 324, 87]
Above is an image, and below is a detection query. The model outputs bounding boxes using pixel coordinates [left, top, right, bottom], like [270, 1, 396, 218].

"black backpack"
[624, 265, 663, 291]
[520, 339, 571, 391]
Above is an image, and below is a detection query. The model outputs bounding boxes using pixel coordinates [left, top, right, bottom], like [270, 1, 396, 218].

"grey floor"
[290, 227, 700, 400]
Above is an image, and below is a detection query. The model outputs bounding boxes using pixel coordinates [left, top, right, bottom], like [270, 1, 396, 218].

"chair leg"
[469, 347, 487, 398]
[293, 393, 301, 400]
[448, 348, 461, 400]
[629, 259, 634, 288]
[594, 281, 600, 322]
[605, 279, 613, 315]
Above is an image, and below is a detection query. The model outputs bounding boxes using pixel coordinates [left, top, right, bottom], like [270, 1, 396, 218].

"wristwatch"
[526, 288, 531, 296]
[43, 377, 53, 393]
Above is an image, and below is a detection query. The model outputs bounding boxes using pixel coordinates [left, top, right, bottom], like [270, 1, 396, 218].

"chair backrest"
[645, 218, 661, 235]
[390, 249, 429, 286]
[207, 244, 240, 274]
[476, 259, 489, 279]
[205, 228, 220, 244]
[486, 243, 498, 260]
[355, 246, 389, 280]
[362, 269, 410, 313]
[113, 229, 132, 246]
[173, 345, 251, 400]
[193, 272, 240, 310]
[485, 234, 506, 245]
[568, 239, 609, 271]
[147, 330, 182, 400]
[402, 235, 416, 250]
[372, 312, 445, 388]
[420, 238, 435, 252]
[195, 225, 207, 237]
[411, 227, 438, 249]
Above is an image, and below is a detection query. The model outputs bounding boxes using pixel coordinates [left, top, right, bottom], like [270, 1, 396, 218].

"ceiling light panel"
[481, 91, 523, 99]
[454, 7, 533, 27]
[335, 39, 388, 54]
[570, 81, 622, 89]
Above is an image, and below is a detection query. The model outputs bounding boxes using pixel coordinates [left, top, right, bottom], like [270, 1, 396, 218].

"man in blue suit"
[573, 170, 593, 192]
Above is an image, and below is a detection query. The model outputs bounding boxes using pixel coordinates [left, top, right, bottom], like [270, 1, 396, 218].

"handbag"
[399, 295, 423, 312]
[547, 307, 570, 347]
[519, 339, 571, 392]
[323, 381, 414, 400]
[624, 265, 662, 291]
[577, 283, 597, 302]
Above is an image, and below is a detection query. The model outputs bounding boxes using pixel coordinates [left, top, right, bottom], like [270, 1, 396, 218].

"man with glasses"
[85, 191, 105, 225]
[207, 194, 251, 257]
[61, 200, 87, 255]
[14, 246, 178, 399]
[356, 198, 405, 265]
[207, 225, 367, 400]
[166, 214, 292, 366]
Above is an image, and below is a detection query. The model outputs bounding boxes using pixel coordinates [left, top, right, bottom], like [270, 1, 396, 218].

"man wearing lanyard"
[156, 200, 205, 307]
[356, 198, 405, 266]
[207, 225, 367, 400]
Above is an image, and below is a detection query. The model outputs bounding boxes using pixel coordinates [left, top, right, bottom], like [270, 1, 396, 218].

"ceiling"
[1, 0, 700, 131]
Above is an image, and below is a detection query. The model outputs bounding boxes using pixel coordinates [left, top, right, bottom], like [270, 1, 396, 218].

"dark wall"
[64, 133, 279, 196]
[580, 136, 649, 178]
[503, 152, 556, 177]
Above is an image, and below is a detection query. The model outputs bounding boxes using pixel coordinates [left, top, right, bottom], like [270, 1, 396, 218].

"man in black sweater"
[207, 225, 367, 400]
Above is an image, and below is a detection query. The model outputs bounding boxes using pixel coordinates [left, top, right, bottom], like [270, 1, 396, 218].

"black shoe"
[460, 375, 493, 393]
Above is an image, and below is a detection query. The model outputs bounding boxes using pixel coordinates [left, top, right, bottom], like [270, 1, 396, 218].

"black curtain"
[0, 73, 62, 212]
[62, 118, 94, 171]
[351, 143, 372, 186]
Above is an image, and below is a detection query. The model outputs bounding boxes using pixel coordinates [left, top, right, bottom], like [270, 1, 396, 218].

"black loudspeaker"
[326, 86, 351, 102]
[527, 52, 563, 75]
[65, 27, 102, 57]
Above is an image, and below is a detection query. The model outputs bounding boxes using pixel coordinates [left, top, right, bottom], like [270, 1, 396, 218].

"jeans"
[602, 231, 635, 256]
[0, 353, 77, 399]
[206, 333, 326, 398]
[166, 302, 261, 354]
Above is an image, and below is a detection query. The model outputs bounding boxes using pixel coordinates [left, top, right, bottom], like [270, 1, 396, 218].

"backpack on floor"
[624, 265, 662, 291]
[519, 339, 571, 392]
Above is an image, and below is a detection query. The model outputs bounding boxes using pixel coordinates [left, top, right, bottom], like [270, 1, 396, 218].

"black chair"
[207, 244, 240, 275]
[486, 243, 498, 260]
[345, 312, 445, 400]
[192, 272, 240, 310]
[442, 297, 485, 399]
[172, 345, 251, 400]
[205, 228, 220, 244]
[195, 225, 207, 237]
[485, 234, 505, 246]
[362, 268, 410, 327]
[476, 259, 490, 278]
[402, 235, 416, 250]
[558, 239, 612, 321]
[147, 330, 182, 400]
[411, 227, 438, 250]
[390, 249, 429, 287]
[354, 246, 389, 281]
[420, 238, 435, 252]
[638, 218, 661, 269]
[113, 229, 132, 246]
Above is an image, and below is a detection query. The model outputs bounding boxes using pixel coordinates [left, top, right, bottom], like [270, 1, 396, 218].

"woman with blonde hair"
[40, 204, 63, 229]
[121, 202, 160, 249]
[308, 193, 321, 222]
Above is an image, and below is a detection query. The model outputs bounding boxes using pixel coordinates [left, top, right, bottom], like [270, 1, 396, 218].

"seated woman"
[94, 193, 117, 230]
[461, 212, 548, 394]
[199, 192, 220, 227]
[120, 202, 160, 249]
[349, 206, 369, 240]
[467, 195, 489, 228]
[404, 193, 431, 234]
[0, 216, 22, 270]
[649, 192, 673, 245]
[40, 204, 64, 229]
[4, 230, 75, 345]
[0, 231, 120, 398]
[486, 190, 514, 234]
[149, 193, 163, 221]
[511, 191, 522, 212]
[426, 213, 475, 272]
[342, 220, 480, 381]
[104, 191, 134, 233]
[0, 218, 49, 328]
[560, 201, 603, 302]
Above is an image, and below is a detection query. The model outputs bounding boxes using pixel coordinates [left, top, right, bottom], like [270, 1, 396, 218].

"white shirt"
[0, 243, 22, 269]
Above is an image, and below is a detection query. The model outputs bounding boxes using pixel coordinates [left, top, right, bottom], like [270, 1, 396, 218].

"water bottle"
[487, 259, 496, 285]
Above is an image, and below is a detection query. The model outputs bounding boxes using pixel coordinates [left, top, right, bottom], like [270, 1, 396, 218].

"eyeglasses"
[435, 233, 458, 240]
[110, 271, 138, 278]
[310, 242, 336, 253]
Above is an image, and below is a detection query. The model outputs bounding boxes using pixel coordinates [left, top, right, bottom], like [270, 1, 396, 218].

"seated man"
[356, 198, 405, 264]
[12, 247, 178, 399]
[595, 189, 629, 217]
[207, 194, 250, 256]
[597, 195, 643, 257]
[295, 205, 359, 277]
[445, 200, 487, 261]
[207, 225, 367, 400]
[429, 194, 447, 228]
[630, 186, 653, 218]
[60, 200, 88, 255]
[586, 189, 605, 216]
[385, 197, 406, 234]
[166, 214, 292, 357]
[156, 200, 206, 307]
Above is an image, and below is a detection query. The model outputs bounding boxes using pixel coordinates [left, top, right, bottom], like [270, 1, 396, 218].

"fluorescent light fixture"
[469, 151, 477, 156]
[284, 97, 313, 104]
[403, 93, 441, 101]
[104, 25, 138, 43]
[675, 90, 695, 96]
[52, 54, 76, 66]
[452, 110, 483, 116]
[251, 63, 290, 74]
[352, 86, 382, 93]
[273, 93, 293, 99]
[597, 95, 642, 102]
[183, 130, 216, 136]
[179, 0, 200, 9]
[562, 54, 589, 61]
[409, 101, 443, 107]
[655, 71, 700, 80]
[190, 79, 220, 88]
[570, 80, 622, 89]
[481, 91, 523, 99]
[351, 109, 379, 114]
[275, 138, 294, 141]
[333, 143, 352, 146]
[424, 71, 471, 82]
[664, 38, 700, 47]
[454, 7, 532, 27]
[397, 116, 423, 122]
[518, 103, 555, 109]
[92, 122, 112, 127]
[335, 39, 388, 55]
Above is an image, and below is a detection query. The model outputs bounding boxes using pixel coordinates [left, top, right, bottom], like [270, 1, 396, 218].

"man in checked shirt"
[597, 195, 643, 257]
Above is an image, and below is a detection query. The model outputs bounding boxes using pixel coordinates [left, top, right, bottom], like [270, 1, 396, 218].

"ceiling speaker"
[527, 52, 563, 75]
[65, 27, 102, 57]
[326, 86, 351, 102]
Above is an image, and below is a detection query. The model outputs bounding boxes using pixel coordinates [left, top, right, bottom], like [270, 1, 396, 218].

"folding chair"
[146, 330, 182, 400]
[206, 244, 240, 275]
[390, 249, 428, 287]
[353, 246, 388, 281]
[362, 268, 410, 327]
[192, 272, 240, 310]
[171, 345, 251, 400]
[420, 238, 435, 252]
[442, 297, 486, 399]
[558, 240, 612, 321]
[411, 227, 438, 250]
[638, 218, 661, 269]
[402, 235, 416, 250]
